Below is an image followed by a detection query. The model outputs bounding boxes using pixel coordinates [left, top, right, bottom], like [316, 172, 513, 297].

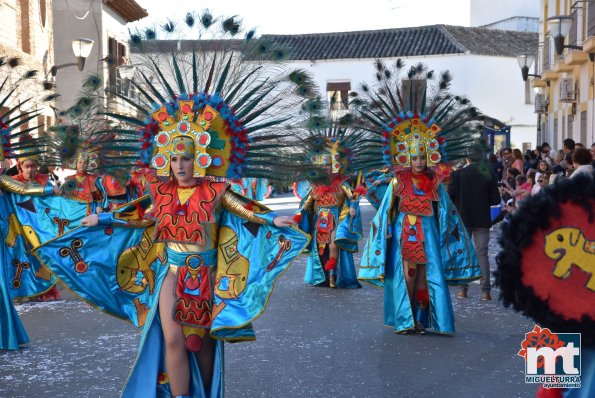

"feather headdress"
[351, 59, 484, 170]
[298, 112, 382, 184]
[80, 11, 318, 182]
[0, 57, 59, 164]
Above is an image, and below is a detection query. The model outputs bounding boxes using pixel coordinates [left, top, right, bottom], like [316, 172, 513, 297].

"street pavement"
[0, 193, 537, 398]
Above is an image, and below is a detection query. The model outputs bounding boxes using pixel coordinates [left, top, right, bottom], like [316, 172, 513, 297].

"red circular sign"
[158, 112, 168, 122]
[204, 111, 213, 121]
[179, 123, 189, 133]
[182, 104, 192, 113]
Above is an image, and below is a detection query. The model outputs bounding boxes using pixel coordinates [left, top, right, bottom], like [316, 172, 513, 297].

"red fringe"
[324, 257, 337, 272]
[292, 213, 302, 223]
[414, 288, 429, 303]
[353, 185, 367, 197]
[414, 174, 433, 193]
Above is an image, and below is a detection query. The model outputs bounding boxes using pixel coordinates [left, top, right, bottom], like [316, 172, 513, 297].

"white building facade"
[52, 0, 147, 113]
[264, 25, 538, 151]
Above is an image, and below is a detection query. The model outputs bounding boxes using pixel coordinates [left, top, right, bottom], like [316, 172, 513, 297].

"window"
[522, 142, 532, 153]
[326, 81, 350, 119]
[0, 0, 18, 48]
[39, 0, 47, 28]
[108, 37, 129, 95]
[20, 0, 30, 54]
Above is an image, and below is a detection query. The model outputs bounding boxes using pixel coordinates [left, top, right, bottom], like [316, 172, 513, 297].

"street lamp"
[50, 38, 94, 76]
[517, 54, 541, 81]
[547, 15, 581, 55]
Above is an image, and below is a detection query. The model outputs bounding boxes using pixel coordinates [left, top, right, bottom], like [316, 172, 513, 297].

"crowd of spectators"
[490, 138, 593, 223]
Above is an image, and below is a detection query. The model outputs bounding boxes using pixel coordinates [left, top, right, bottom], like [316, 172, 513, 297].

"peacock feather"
[62, 11, 323, 183]
[0, 60, 60, 164]
[351, 58, 486, 170]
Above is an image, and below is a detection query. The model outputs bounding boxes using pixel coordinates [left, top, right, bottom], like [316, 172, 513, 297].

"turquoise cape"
[358, 180, 480, 333]
[33, 193, 309, 397]
[297, 184, 362, 289]
[0, 190, 87, 349]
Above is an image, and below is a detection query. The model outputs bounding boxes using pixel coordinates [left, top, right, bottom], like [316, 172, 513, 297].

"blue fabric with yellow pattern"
[33, 200, 309, 397]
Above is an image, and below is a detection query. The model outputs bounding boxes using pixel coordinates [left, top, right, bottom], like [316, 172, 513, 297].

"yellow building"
[529, 0, 595, 148]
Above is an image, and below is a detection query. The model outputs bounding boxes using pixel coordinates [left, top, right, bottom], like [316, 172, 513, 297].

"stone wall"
[0, 0, 55, 126]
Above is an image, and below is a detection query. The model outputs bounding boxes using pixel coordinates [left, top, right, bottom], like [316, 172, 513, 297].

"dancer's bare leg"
[414, 264, 427, 293]
[328, 229, 339, 261]
[159, 271, 190, 396]
[196, 333, 215, 392]
[402, 260, 416, 300]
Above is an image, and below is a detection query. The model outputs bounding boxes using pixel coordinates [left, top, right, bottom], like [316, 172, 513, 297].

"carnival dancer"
[496, 172, 594, 398]
[62, 148, 104, 214]
[10, 143, 62, 301]
[33, 13, 317, 398]
[97, 173, 134, 211]
[0, 63, 78, 349]
[294, 117, 377, 288]
[356, 60, 482, 334]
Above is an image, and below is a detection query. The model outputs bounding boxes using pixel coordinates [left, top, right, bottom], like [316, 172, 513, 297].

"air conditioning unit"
[534, 93, 548, 113]
[559, 78, 575, 103]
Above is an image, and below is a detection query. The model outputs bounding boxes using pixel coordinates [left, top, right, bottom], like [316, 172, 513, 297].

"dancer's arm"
[221, 190, 294, 227]
[0, 174, 56, 195]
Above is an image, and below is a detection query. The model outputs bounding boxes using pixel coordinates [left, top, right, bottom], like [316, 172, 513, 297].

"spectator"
[526, 169, 536, 188]
[499, 147, 513, 181]
[541, 142, 553, 166]
[491, 198, 517, 226]
[488, 153, 499, 181]
[571, 147, 593, 178]
[563, 138, 575, 155]
[550, 149, 564, 172]
[550, 152, 572, 184]
[511, 149, 524, 175]
[536, 159, 550, 174]
[504, 175, 531, 203]
[505, 166, 521, 188]
[448, 157, 501, 301]
[534, 145, 543, 160]
[532, 171, 550, 195]
[591, 142, 595, 167]
[499, 167, 520, 201]
[575, 143, 584, 150]
[523, 150, 537, 173]
[564, 153, 575, 177]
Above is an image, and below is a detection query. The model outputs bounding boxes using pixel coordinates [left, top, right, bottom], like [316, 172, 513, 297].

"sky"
[133, 0, 471, 36]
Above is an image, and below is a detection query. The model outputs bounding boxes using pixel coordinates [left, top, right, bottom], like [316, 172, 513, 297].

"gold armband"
[0, 175, 48, 195]
[341, 184, 354, 201]
[221, 190, 267, 224]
